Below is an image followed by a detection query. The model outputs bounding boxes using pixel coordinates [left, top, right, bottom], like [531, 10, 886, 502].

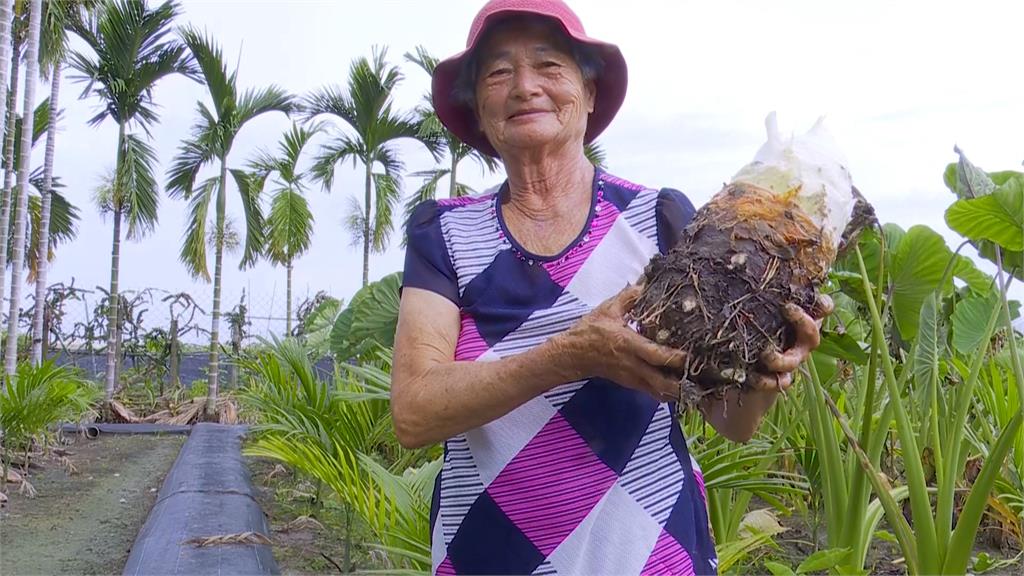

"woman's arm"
[391, 285, 688, 449]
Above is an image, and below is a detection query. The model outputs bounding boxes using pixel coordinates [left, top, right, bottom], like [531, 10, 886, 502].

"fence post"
[168, 317, 179, 392]
[42, 304, 51, 361]
[229, 319, 241, 390]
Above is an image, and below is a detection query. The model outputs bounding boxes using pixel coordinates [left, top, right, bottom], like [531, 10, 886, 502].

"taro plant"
[809, 150, 1024, 576]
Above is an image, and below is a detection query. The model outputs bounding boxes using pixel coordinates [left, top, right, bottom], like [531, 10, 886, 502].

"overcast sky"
[37, 0, 1024, 327]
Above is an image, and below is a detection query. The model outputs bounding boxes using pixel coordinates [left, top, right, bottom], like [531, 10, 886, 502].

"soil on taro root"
[0, 433, 185, 576]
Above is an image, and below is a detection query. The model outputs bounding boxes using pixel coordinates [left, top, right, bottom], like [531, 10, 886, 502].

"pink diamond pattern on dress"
[487, 413, 618, 556]
[454, 312, 488, 361]
[600, 172, 647, 191]
[437, 194, 491, 208]
[640, 530, 696, 576]
[692, 467, 707, 504]
[435, 556, 456, 575]
[542, 200, 621, 287]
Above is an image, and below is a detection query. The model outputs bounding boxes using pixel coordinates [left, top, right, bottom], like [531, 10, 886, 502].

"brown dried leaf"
[183, 531, 273, 547]
[110, 400, 141, 423]
[277, 515, 324, 533]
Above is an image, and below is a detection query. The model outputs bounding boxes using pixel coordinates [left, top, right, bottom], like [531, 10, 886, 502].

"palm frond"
[28, 187, 80, 279]
[67, 0, 196, 129]
[310, 133, 363, 191]
[0, 362, 98, 451]
[584, 140, 607, 169]
[178, 26, 236, 118]
[343, 196, 366, 250]
[230, 168, 267, 269]
[179, 176, 216, 281]
[235, 85, 295, 127]
[165, 102, 220, 198]
[267, 186, 313, 265]
[117, 132, 160, 240]
[401, 168, 448, 245]
[403, 46, 438, 76]
[371, 171, 400, 253]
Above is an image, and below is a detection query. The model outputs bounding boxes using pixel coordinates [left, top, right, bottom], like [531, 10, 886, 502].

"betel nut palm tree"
[167, 27, 293, 415]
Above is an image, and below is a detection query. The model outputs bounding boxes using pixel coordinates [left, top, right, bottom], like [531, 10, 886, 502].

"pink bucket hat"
[431, 0, 628, 158]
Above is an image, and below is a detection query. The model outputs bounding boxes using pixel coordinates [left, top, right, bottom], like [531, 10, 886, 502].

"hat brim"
[432, 15, 627, 158]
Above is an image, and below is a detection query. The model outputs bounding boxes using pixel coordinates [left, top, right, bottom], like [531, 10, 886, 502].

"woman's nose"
[509, 66, 543, 100]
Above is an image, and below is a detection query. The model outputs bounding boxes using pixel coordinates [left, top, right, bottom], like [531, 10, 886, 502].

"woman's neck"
[502, 150, 595, 221]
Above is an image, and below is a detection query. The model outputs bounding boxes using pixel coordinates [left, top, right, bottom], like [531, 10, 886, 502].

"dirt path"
[1, 434, 185, 576]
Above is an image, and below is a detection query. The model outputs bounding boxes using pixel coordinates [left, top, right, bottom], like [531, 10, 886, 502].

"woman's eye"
[487, 67, 512, 78]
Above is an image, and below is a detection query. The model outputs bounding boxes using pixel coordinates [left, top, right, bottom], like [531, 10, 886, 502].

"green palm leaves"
[247, 122, 322, 334]
[167, 26, 294, 413]
[68, 0, 195, 399]
[304, 47, 429, 286]
[68, 0, 197, 129]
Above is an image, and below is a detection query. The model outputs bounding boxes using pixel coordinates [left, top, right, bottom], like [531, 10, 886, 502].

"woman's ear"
[585, 80, 596, 113]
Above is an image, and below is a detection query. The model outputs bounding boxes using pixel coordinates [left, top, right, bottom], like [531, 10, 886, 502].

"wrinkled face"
[473, 19, 596, 156]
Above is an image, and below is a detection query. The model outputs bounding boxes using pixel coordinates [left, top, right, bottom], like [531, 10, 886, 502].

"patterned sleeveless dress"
[402, 169, 718, 575]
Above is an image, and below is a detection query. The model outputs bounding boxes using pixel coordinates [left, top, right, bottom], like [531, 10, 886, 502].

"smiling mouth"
[509, 110, 548, 119]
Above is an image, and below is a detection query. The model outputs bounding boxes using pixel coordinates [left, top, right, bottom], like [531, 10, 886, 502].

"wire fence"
[11, 280, 328, 347]
[3, 280, 336, 385]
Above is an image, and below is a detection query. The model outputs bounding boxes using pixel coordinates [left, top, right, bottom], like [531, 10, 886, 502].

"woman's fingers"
[632, 363, 681, 401]
[622, 328, 688, 372]
[760, 303, 822, 373]
[749, 370, 793, 392]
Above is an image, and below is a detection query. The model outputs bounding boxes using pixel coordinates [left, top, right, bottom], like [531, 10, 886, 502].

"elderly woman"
[392, 1, 826, 574]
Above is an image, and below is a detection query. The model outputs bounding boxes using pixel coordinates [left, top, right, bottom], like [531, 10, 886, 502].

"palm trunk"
[30, 67, 59, 365]
[4, 0, 40, 376]
[449, 153, 458, 198]
[205, 158, 227, 415]
[285, 259, 292, 336]
[0, 36, 21, 326]
[103, 122, 126, 401]
[362, 161, 371, 287]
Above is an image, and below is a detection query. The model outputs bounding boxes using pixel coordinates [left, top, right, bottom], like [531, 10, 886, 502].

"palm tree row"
[0, 0, 575, 416]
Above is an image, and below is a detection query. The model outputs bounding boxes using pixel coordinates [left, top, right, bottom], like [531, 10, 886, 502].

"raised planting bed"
[1, 433, 186, 575]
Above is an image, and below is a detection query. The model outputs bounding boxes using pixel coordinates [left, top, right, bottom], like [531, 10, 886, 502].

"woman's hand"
[551, 284, 687, 402]
[749, 293, 835, 392]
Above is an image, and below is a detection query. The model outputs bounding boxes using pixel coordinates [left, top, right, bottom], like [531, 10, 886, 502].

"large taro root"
[632, 113, 875, 408]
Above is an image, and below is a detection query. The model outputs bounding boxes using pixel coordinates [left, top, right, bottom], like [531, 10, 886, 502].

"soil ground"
[0, 433, 185, 576]
[248, 457, 384, 575]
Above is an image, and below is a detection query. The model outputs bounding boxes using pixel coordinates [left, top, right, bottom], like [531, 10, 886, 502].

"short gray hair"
[451, 16, 605, 112]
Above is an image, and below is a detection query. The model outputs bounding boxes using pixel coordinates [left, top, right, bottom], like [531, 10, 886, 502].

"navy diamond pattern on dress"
[460, 250, 565, 347]
[446, 491, 545, 575]
[599, 176, 641, 212]
[559, 378, 659, 474]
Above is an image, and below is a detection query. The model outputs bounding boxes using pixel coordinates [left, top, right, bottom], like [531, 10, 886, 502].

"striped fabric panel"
[487, 413, 617, 556]
[619, 407, 686, 526]
[437, 194, 492, 208]
[435, 557, 456, 576]
[531, 560, 559, 575]
[439, 436, 485, 544]
[438, 197, 508, 295]
[601, 172, 648, 192]
[640, 530, 696, 576]
[543, 379, 588, 410]
[621, 187, 661, 246]
[489, 291, 590, 359]
[454, 312, 488, 361]
[541, 199, 621, 287]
